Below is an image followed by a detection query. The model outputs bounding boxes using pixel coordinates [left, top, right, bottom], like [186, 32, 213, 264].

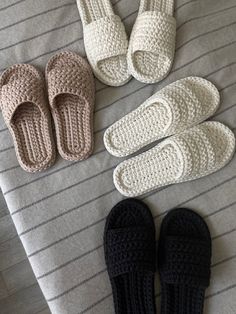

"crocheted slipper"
[113, 121, 235, 196]
[46, 51, 95, 161]
[104, 198, 156, 314]
[77, 0, 131, 86]
[128, 0, 176, 83]
[0, 64, 55, 173]
[104, 77, 220, 157]
[158, 208, 212, 314]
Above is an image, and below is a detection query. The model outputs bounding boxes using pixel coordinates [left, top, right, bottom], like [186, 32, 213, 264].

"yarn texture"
[0, 64, 55, 173]
[158, 208, 212, 314]
[104, 77, 220, 157]
[46, 51, 95, 161]
[104, 198, 156, 314]
[127, 0, 176, 83]
[113, 121, 235, 197]
[77, 0, 131, 86]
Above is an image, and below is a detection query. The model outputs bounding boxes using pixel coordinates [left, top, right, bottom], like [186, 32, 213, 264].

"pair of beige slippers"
[0, 51, 95, 173]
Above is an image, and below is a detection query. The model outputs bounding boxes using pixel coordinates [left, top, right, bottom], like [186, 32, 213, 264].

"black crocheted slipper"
[104, 198, 156, 314]
[158, 208, 212, 314]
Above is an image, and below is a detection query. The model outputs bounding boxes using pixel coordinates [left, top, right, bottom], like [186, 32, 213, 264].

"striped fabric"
[0, 0, 236, 313]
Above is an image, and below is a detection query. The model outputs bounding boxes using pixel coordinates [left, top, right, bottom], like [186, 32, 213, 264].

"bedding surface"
[0, 0, 236, 313]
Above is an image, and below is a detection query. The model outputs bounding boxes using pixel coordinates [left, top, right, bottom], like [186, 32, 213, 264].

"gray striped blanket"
[0, 0, 236, 313]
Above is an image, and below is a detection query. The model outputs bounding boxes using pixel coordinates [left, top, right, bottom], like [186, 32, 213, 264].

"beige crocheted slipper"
[104, 77, 220, 157]
[114, 122, 235, 197]
[0, 64, 56, 173]
[46, 51, 95, 161]
[77, 0, 131, 86]
[127, 0, 176, 83]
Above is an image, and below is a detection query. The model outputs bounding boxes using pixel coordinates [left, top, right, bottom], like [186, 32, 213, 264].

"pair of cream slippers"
[104, 77, 236, 196]
[77, 0, 176, 86]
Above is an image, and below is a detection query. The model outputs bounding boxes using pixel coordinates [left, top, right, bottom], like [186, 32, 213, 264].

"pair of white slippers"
[104, 77, 236, 196]
[77, 0, 176, 86]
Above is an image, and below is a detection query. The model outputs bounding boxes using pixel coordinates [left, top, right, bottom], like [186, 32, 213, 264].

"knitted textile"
[113, 121, 235, 197]
[104, 198, 156, 314]
[46, 51, 95, 161]
[127, 0, 176, 83]
[158, 208, 212, 314]
[77, 0, 131, 86]
[0, 64, 55, 173]
[104, 77, 220, 157]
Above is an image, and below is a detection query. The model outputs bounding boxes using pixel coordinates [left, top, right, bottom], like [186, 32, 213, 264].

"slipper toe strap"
[160, 236, 211, 287]
[106, 227, 155, 277]
[155, 83, 205, 132]
[47, 67, 93, 106]
[131, 11, 176, 61]
[84, 15, 128, 68]
[0, 77, 44, 124]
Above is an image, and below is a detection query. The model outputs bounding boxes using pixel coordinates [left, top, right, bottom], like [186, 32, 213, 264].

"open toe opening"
[132, 51, 172, 82]
[53, 93, 92, 160]
[97, 54, 129, 85]
[107, 199, 153, 229]
[163, 209, 209, 238]
[11, 102, 52, 170]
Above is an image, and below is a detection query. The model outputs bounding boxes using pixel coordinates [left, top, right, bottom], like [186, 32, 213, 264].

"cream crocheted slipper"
[46, 51, 95, 161]
[104, 77, 220, 157]
[0, 64, 55, 173]
[77, 0, 131, 86]
[127, 0, 176, 83]
[113, 122, 235, 197]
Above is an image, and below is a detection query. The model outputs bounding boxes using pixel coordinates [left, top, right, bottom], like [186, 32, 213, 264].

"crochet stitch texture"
[46, 51, 95, 161]
[128, 0, 176, 83]
[158, 208, 212, 314]
[104, 198, 156, 314]
[113, 121, 235, 197]
[77, 0, 131, 86]
[104, 77, 220, 157]
[0, 64, 56, 172]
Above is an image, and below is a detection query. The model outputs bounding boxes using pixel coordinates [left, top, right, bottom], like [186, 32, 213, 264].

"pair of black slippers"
[104, 199, 212, 314]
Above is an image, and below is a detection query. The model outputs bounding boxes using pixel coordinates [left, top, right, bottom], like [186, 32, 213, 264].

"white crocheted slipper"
[0, 64, 56, 173]
[127, 0, 176, 83]
[46, 51, 95, 161]
[104, 77, 220, 157]
[113, 122, 235, 197]
[77, 0, 131, 86]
